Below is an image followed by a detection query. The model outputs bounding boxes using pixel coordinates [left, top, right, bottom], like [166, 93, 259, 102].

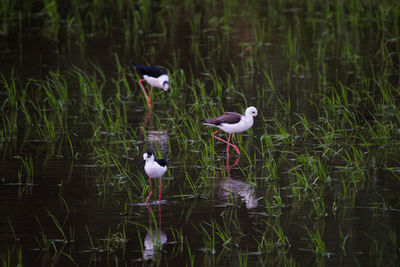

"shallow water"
[1, 1, 400, 266]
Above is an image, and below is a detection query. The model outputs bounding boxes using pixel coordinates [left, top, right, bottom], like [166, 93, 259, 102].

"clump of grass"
[195, 221, 216, 254]
[305, 226, 330, 257]
[252, 220, 291, 253]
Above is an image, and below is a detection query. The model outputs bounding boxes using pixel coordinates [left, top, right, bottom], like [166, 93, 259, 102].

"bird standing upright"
[132, 64, 169, 108]
[142, 152, 167, 204]
[203, 106, 258, 155]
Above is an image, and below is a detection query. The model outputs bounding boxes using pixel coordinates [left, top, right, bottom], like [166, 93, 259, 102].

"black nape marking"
[155, 158, 167, 167]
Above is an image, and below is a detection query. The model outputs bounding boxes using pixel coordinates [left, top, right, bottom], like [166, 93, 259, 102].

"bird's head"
[246, 106, 258, 117]
[142, 152, 155, 164]
[162, 81, 169, 92]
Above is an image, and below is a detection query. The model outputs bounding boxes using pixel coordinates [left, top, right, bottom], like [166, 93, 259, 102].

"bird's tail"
[129, 60, 136, 67]
[202, 122, 218, 127]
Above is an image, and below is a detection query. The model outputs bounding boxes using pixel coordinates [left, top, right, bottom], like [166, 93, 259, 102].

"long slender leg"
[139, 79, 152, 108]
[145, 178, 153, 204]
[226, 134, 231, 155]
[158, 177, 162, 202]
[211, 129, 222, 136]
[211, 130, 241, 155]
[158, 200, 161, 228]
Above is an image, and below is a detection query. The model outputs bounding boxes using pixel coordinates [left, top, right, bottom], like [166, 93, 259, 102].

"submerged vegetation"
[1, 0, 400, 266]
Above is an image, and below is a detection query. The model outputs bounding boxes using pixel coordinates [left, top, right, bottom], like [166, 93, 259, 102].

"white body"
[143, 153, 167, 178]
[217, 116, 254, 134]
[204, 106, 258, 134]
[143, 74, 169, 91]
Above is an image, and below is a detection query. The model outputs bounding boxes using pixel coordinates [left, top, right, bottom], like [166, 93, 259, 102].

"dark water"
[1, 1, 400, 266]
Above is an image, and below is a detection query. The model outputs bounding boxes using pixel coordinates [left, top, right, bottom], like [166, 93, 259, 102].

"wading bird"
[142, 152, 167, 204]
[203, 106, 258, 155]
[132, 64, 169, 108]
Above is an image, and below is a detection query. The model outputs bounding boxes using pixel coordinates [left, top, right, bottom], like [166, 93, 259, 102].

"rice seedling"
[364, 232, 385, 266]
[13, 156, 34, 189]
[237, 250, 248, 267]
[187, 242, 196, 267]
[304, 226, 330, 257]
[170, 227, 184, 245]
[101, 227, 128, 252]
[387, 225, 399, 264]
[1, 71, 18, 111]
[196, 221, 216, 254]
[85, 225, 96, 251]
[33, 109, 57, 141]
[252, 17, 267, 47]
[41, 0, 60, 39]
[264, 186, 283, 217]
[37, 73, 69, 129]
[0, 112, 17, 142]
[0, 0, 16, 21]
[189, 13, 202, 38]
[0, 248, 23, 267]
[339, 228, 350, 253]
[252, 220, 290, 253]
[310, 190, 327, 219]
[46, 210, 74, 244]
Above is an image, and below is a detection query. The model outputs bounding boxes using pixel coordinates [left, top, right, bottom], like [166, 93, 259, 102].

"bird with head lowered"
[132, 63, 169, 108]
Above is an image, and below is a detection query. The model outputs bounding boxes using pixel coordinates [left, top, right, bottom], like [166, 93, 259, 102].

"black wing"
[204, 112, 242, 125]
[155, 158, 167, 167]
[133, 64, 167, 78]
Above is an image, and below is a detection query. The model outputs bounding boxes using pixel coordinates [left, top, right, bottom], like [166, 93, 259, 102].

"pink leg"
[145, 178, 153, 204]
[227, 134, 231, 155]
[139, 79, 152, 108]
[158, 177, 162, 202]
[158, 200, 161, 227]
[211, 130, 241, 155]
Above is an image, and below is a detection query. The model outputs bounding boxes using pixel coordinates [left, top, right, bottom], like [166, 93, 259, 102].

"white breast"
[145, 161, 167, 178]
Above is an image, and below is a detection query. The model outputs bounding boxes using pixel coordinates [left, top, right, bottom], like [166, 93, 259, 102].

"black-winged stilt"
[203, 106, 258, 155]
[142, 152, 167, 204]
[132, 64, 169, 108]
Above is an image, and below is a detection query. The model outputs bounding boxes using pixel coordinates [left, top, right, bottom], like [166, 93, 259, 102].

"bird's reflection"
[217, 156, 258, 209]
[140, 110, 169, 155]
[143, 203, 167, 260]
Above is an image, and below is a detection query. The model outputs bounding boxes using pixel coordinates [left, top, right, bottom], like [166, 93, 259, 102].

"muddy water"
[1, 1, 400, 266]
